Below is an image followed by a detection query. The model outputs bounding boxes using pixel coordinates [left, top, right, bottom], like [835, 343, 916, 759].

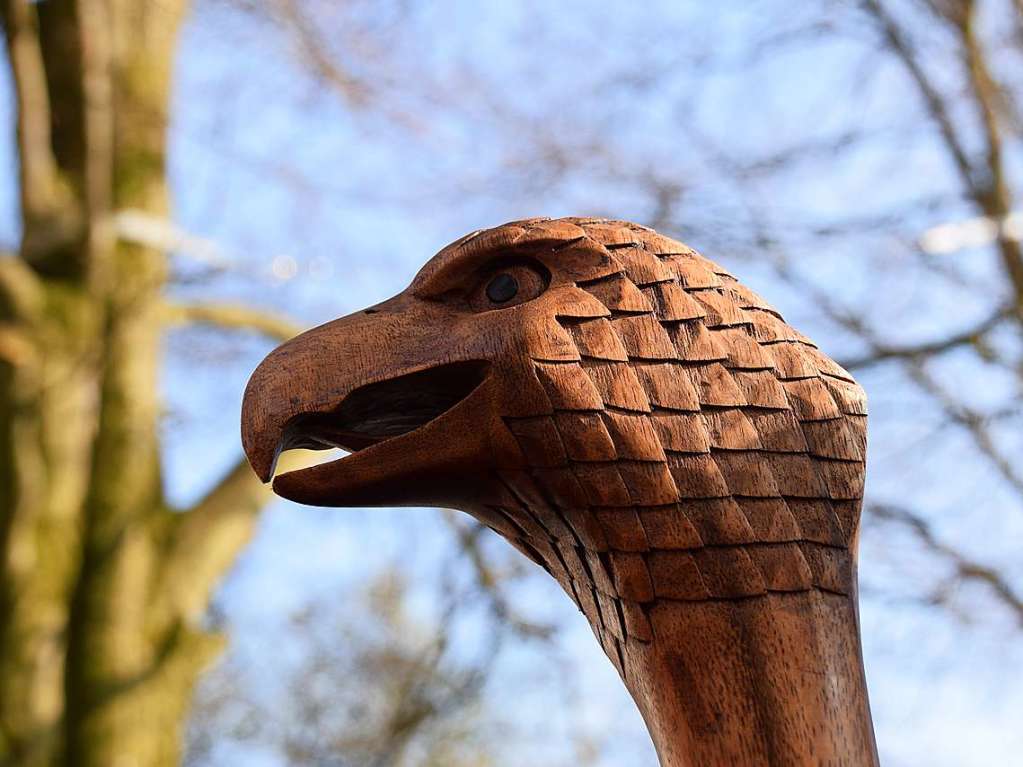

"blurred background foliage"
[1, 0, 1022, 765]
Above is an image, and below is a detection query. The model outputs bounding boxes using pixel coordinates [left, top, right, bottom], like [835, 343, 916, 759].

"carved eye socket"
[470, 261, 549, 312]
[486, 273, 519, 303]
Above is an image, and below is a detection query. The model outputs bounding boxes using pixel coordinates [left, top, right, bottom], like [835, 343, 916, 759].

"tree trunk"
[0, 2, 278, 765]
[0, 266, 100, 766]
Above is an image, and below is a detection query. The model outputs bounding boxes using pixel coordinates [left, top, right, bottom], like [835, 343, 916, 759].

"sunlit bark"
[0, 2, 302, 764]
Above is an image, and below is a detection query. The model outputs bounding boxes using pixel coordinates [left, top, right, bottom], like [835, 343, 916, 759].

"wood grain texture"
[241, 218, 879, 766]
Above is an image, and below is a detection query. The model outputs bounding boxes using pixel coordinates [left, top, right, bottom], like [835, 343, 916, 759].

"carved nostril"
[364, 308, 378, 314]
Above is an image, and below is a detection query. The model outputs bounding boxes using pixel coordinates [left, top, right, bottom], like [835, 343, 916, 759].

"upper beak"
[241, 295, 408, 484]
[240, 293, 503, 508]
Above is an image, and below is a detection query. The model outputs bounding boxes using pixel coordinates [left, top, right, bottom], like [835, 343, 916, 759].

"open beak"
[240, 293, 499, 508]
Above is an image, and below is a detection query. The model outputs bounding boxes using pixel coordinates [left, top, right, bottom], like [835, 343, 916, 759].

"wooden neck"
[618, 590, 879, 767]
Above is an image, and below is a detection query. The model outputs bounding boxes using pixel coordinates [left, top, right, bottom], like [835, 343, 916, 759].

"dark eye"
[486, 273, 519, 303]
[469, 260, 549, 312]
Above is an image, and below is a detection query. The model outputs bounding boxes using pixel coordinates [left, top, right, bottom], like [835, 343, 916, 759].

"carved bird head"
[241, 217, 869, 716]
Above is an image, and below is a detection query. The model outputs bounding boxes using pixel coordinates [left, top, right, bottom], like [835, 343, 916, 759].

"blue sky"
[3, 1, 1022, 764]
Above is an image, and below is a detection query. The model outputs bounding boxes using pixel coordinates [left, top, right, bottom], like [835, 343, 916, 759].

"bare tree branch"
[0, 255, 42, 319]
[904, 361, 1023, 497]
[0, 0, 83, 270]
[0, 0, 61, 222]
[0, 325, 34, 366]
[951, 0, 1023, 312]
[769, 260, 1023, 502]
[75, 0, 115, 281]
[870, 502, 1023, 625]
[274, 0, 371, 105]
[159, 457, 268, 621]
[860, 0, 976, 192]
[863, 0, 1023, 311]
[838, 305, 1010, 370]
[162, 301, 303, 342]
[159, 451, 311, 621]
[441, 513, 555, 641]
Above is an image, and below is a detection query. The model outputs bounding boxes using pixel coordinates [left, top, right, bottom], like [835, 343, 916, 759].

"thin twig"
[870, 502, 1023, 625]
[441, 512, 555, 641]
[838, 306, 1010, 370]
[904, 361, 1023, 498]
[860, 0, 976, 192]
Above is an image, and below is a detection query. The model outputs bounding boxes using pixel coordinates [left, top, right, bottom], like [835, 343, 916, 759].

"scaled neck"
[620, 590, 879, 767]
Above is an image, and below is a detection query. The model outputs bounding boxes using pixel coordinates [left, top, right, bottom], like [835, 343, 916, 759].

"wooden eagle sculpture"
[241, 217, 879, 767]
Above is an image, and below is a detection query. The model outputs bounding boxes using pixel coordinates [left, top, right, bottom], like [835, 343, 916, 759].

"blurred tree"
[186, 571, 498, 767]
[0, 2, 301, 765]
[3, 0, 1021, 765]
[184, 508, 597, 767]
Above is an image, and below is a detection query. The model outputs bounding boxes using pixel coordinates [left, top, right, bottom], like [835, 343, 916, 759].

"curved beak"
[240, 293, 504, 508]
